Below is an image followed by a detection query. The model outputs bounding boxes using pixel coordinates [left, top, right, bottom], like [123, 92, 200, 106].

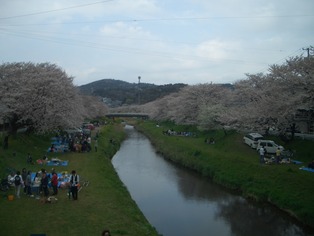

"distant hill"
[79, 79, 187, 107]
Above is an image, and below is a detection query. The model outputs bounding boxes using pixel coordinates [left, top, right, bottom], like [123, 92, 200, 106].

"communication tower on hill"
[138, 76, 141, 105]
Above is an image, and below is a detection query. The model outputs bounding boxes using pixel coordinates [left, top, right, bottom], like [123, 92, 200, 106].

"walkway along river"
[112, 125, 313, 236]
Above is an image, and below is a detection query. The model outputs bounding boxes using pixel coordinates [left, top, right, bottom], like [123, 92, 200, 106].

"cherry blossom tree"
[136, 93, 177, 121]
[100, 54, 314, 135]
[219, 55, 314, 133]
[139, 83, 233, 127]
[81, 95, 108, 119]
[0, 62, 85, 134]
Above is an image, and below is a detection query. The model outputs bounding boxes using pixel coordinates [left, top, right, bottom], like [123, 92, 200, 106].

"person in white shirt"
[11, 171, 24, 198]
[69, 170, 80, 200]
[32, 172, 41, 199]
[259, 146, 265, 164]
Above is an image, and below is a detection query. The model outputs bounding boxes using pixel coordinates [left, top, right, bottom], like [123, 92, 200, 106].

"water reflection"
[216, 198, 306, 236]
[112, 125, 313, 236]
[175, 169, 311, 236]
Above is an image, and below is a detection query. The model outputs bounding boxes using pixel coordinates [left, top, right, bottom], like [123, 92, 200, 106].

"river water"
[112, 125, 313, 236]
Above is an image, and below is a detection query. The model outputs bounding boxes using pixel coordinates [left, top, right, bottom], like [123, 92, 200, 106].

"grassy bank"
[135, 120, 314, 228]
[0, 123, 159, 236]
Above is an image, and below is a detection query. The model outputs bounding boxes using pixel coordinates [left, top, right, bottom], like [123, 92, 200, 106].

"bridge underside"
[106, 113, 149, 119]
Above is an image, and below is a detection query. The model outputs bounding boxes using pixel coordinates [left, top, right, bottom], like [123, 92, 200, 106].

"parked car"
[256, 140, 284, 154]
[82, 123, 95, 130]
[243, 133, 264, 149]
[64, 128, 82, 134]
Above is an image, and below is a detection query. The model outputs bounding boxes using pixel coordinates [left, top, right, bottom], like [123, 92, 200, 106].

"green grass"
[135, 120, 314, 228]
[0, 124, 159, 236]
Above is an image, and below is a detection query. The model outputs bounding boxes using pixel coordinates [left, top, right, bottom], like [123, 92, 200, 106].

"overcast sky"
[0, 0, 313, 86]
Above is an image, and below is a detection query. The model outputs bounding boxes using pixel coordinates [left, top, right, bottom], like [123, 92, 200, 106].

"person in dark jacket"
[69, 170, 80, 200]
[51, 172, 58, 195]
[25, 171, 32, 196]
[41, 172, 49, 197]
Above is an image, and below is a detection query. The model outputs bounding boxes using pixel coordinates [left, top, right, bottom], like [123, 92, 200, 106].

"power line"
[131, 14, 314, 21]
[255, 48, 304, 75]
[0, 0, 114, 20]
[0, 25, 308, 69]
[0, 26, 288, 54]
[0, 27, 266, 66]
[2, 14, 314, 25]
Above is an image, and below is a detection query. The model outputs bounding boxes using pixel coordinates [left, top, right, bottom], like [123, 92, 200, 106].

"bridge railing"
[105, 113, 149, 119]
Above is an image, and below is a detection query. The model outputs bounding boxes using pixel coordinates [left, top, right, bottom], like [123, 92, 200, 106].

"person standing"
[21, 168, 27, 194]
[87, 136, 92, 152]
[41, 172, 49, 197]
[259, 146, 265, 164]
[94, 139, 98, 152]
[51, 171, 58, 195]
[69, 170, 79, 200]
[25, 171, 32, 196]
[276, 147, 281, 164]
[32, 172, 41, 199]
[12, 171, 24, 198]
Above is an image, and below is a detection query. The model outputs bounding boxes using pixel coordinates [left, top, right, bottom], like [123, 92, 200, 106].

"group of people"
[71, 136, 92, 153]
[162, 129, 195, 137]
[204, 137, 215, 144]
[50, 132, 97, 153]
[259, 147, 290, 164]
[8, 167, 80, 200]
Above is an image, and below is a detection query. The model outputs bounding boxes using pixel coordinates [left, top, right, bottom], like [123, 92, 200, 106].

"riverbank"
[0, 123, 159, 236]
[135, 120, 314, 229]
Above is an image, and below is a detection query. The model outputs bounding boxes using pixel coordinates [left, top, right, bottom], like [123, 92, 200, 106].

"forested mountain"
[79, 79, 187, 107]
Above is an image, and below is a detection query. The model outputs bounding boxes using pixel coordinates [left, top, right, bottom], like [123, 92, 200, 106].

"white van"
[256, 140, 284, 154]
[243, 133, 264, 148]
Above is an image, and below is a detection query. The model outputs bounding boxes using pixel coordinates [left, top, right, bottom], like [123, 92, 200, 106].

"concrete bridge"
[105, 113, 149, 119]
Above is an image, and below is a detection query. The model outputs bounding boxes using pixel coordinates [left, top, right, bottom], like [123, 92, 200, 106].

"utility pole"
[138, 76, 141, 105]
[302, 46, 314, 58]
[302, 47, 310, 58]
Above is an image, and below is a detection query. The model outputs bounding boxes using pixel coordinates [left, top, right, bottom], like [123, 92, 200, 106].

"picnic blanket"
[300, 167, 314, 173]
[46, 160, 68, 166]
[47, 144, 69, 153]
[291, 160, 303, 165]
[31, 172, 70, 188]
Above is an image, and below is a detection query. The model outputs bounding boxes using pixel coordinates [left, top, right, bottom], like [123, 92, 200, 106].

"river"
[112, 125, 313, 236]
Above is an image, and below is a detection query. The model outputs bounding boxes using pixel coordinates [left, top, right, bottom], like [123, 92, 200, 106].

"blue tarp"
[291, 160, 303, 165]
[300, 167, 314, 173]
[46, 160, 68, 166]
[31, 172, 70, 187]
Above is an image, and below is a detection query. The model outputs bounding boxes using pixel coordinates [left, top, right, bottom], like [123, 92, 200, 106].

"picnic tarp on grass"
[291, 160, 303, 165]
[31, 172, 70, 188]
[47, 144, 69, 153]
[300, 167, 314, 173]
[36, 160, 69, 166]
[46, 160, 68, 166]
[48, 137, 69, 153]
